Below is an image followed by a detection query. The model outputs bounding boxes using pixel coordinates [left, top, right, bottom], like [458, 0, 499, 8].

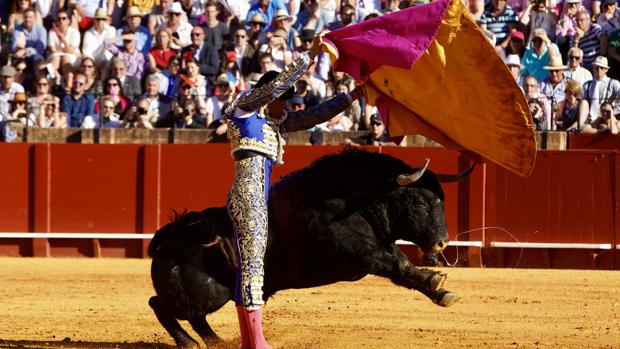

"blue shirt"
[246, 0, 287, 31]
[12, 24, 47, 56]
[522, 43, 560, 82]
[61, 93, 95, 127]
[117, 25, 152, 54]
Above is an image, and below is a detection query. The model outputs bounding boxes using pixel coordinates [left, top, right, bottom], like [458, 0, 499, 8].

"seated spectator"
[570, 11, 603, 71]
[11, 8, 47, 64]
[109, 57, 142, 102]
[0, 66, 26, 121]
[259, 28, 293, 71]
[246, 0, 288, 30]
[556, 0, 583, 53]
[327, 4, 356, 31]
[582, 101, 620, 133]
[303, 61, 326, 99]
[288, 94, 305, 112]
[579, 56, 620, 127]
[47, 9, 82, 90]
[518, 0, 557, 44]
[596, 0, 618, 28]
[294, 0, 324, 34]
[81, 9, 116, 65]
[565, 47, 593, 84]
[295, 79, 320, 108]
[60, 73, 95, 127]
[36, 95, 67, 128]
[12, 59, 29, 86]
[203, 1, 229, 53]
[498, 31, 525, 61]
[205, 75, 234, 126]
[272, 9, 300, 51]
[180, 26, 220, 92]
[540, 55, 568, 108]
[81, 96, 122, 129]
[173, 99, 206, 128]
[601, 17, 620, 79]
[117, 7, 153, 54]
[523, 74, 552, 130]
[121, 97, 155, 129]
[149, 28, 178, 73]
[334, 79, 361, 130]
[68, 0, 105, 31]
[346, 114, 395, 146]
[157, 2, 193, 50]
[479, 0, 519, 49]
[183, 58, 209, 98]
[142, 74, 173, 125]
[95, 77, 130, 116]
[257, 52, 276, 74]
[154, 56, 183, 98]
[505, 54, 524, 87]
[247, 13, 268, 49]
[7, 92, 36, 125]
[28, 75, 60, 116]
[7, 0, 43, 34]
[223, 56, 247, 92]
[555, 79, 583, 131]
[79, 57, 104, 98]
[105, 29, 147, 79]
[230, 27, 257, 77]
[149, 0, 188, 35]
[522, 28, 561, 82]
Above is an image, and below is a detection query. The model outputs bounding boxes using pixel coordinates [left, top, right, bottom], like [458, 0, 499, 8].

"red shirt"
[150, 48, 178, 70]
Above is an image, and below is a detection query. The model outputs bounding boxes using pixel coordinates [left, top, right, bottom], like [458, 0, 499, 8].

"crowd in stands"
[0, 0, 617, 141]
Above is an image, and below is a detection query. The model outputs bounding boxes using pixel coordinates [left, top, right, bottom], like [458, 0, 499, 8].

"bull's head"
[391, 159, 475, 265]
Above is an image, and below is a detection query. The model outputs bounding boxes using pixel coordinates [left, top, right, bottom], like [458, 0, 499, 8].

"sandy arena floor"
[0, 257, 619, 349]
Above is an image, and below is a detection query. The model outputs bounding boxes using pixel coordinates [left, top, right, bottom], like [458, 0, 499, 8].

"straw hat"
[273, 9, 292, 21]
[124, 6, 142, 19]
[248, 13, 266, 25]
[94, 8, 108, 20]
[543, 55, 567, 70]
[592, 56, 610, 69]
[272, 28, 288, 39]
[10, 92, 27, 104]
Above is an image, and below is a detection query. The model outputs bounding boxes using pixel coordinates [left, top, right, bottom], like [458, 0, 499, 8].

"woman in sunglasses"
[94, 77, 130, 116]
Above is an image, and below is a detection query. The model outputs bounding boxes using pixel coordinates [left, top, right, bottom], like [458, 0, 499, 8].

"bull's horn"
[436, 163, 476, 183]
[396, 158, 430, 186]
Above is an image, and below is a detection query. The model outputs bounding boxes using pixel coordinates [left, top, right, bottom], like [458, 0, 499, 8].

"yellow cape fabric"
[333, 0, 537, 177]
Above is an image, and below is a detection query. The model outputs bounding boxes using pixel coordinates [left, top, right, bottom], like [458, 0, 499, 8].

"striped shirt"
[480, 6, 519, 42]
[570, 24, 603, 70]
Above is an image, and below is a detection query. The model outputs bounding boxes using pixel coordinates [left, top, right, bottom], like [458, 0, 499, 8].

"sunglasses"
[568, 55, 582, 60]
[170, 12, 181, 16]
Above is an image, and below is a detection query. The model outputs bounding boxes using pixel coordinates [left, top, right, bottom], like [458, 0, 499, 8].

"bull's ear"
[396, 158, 430, 186]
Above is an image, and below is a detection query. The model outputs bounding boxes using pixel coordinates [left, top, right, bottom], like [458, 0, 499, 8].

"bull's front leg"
[368, 247, 460, 307]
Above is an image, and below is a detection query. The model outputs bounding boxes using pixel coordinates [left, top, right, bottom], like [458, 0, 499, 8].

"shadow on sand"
[0, 339, 175, 349]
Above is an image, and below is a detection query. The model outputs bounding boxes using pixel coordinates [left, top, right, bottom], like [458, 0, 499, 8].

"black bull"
[148, 149, 474, 348]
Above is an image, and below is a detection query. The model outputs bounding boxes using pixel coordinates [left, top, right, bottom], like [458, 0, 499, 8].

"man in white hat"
[82, 8, 116, 64]
[579, 55, 620, 129]
[118, 6, 153, 54]
[541, 54, 568, 107]
[157, 2, 194, 49]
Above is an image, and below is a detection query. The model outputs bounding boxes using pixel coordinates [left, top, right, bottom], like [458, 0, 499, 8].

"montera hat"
[543, 55, 567, 70]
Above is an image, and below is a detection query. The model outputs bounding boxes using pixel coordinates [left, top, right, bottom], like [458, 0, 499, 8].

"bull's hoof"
[176, 339, 200, 349]
[436, 292, 460, 307]
[428, 272, 447, 292]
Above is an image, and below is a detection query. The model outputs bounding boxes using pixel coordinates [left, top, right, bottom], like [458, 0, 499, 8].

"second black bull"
[148, 149, 474, 348]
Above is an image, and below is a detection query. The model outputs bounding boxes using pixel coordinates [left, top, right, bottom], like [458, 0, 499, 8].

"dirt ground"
[0, 258, 619, 349]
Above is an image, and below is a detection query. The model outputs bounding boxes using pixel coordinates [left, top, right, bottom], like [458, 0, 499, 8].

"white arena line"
[0, 233, 154, 239]
[396, 240, 483, 247]
[490, 242, 612, 250]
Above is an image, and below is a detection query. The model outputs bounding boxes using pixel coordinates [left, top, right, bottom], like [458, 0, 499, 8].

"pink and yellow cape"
[323, 0, 536, 177]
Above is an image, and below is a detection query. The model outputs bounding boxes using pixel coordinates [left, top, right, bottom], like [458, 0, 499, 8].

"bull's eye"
[415, 200, 426, 208]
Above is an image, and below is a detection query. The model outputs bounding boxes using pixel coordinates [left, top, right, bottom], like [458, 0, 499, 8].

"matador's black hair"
[255, 70, 295, 101]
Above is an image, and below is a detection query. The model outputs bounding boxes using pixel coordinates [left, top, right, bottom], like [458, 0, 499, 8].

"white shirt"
[82, 25, 116, 63]
[48, 27, 81, 55]
[81, 113, 122, 128]
[157, 21, 193, 50]
[205, 96, 226, 122]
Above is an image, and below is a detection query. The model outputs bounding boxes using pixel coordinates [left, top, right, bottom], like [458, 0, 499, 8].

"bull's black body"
[148, 149, 458, 348]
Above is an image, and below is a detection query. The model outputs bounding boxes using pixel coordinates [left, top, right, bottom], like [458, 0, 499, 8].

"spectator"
[246, 0, 288, 30]
[505, 54, 525, 86]
[183, 58, 209, 98]
[247, 13, 268, 48]
[273, 9, 300, 51]
[600, 16, 620, 79]
[498, 30, 526, 60]
[81, 95, 122, 129]
[327, 4, 356, 30]
[570, 11, 603, 70]
[257, 52, 276, 73]
[180, 0, 206, 25]
[230, 27, 257, 76]
[158, 2, 193, 50]
[80, 57, 104, 98]
[302, 61, 326, 99]
[47, 9, 82, 90]
[28, 75, 59, 116]
[118, 6, 153, 54]
[173, 99, 206, 128]
[95, 77, 130, 116]
[579, 56, 620, 126]
[0, 66, 26, 121]
[479, 0, 519, 47]
[565, 47, 593, 84]
[11, 8, 47, 64]
[60, 73, 95, 127]
[154, 55, 183, 98]
[334, 79, 361, 130]
[596, 0, 618, 27]
[34, 0, 57, 24]
[7, 0, 43, 34]
[523, 74, 552, 130]
[319, 0, 338, 24]
[105, 29, 147, 79]
[180, 26, 220, 92]
[582, 101, 620, 133]
[356, 0, 382, 22]
[295, 78, 320, 108]
[555, 79, 583, 130]
[7, 92, 35, 125]
[121, 97, 155, 129]
[346, 113, 395, 146]
[205, 75, 234, 126]
[36, 95, 67, 128]
[149, 28, 178, 73]
[148, 0, 185, 35]
[294, 0, 324, 34]
[224, 55, 247, 92]
[288, 94, 305, 111]
[522, 28, 561, 81]
[12, 60, 29, 86]
[204, 1, 229, 54]
[142, 74, 173, 125]
[68, 0, 112, 31]
[82, 9, 116, 65]
[541, 55, 568, 111]
[519, 0, 557, 44]
[556, 0, 583, 52]
[259, 28, 293, 71]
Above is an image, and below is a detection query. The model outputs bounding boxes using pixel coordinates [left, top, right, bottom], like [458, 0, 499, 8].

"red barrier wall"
[0, 143, 617, 269]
